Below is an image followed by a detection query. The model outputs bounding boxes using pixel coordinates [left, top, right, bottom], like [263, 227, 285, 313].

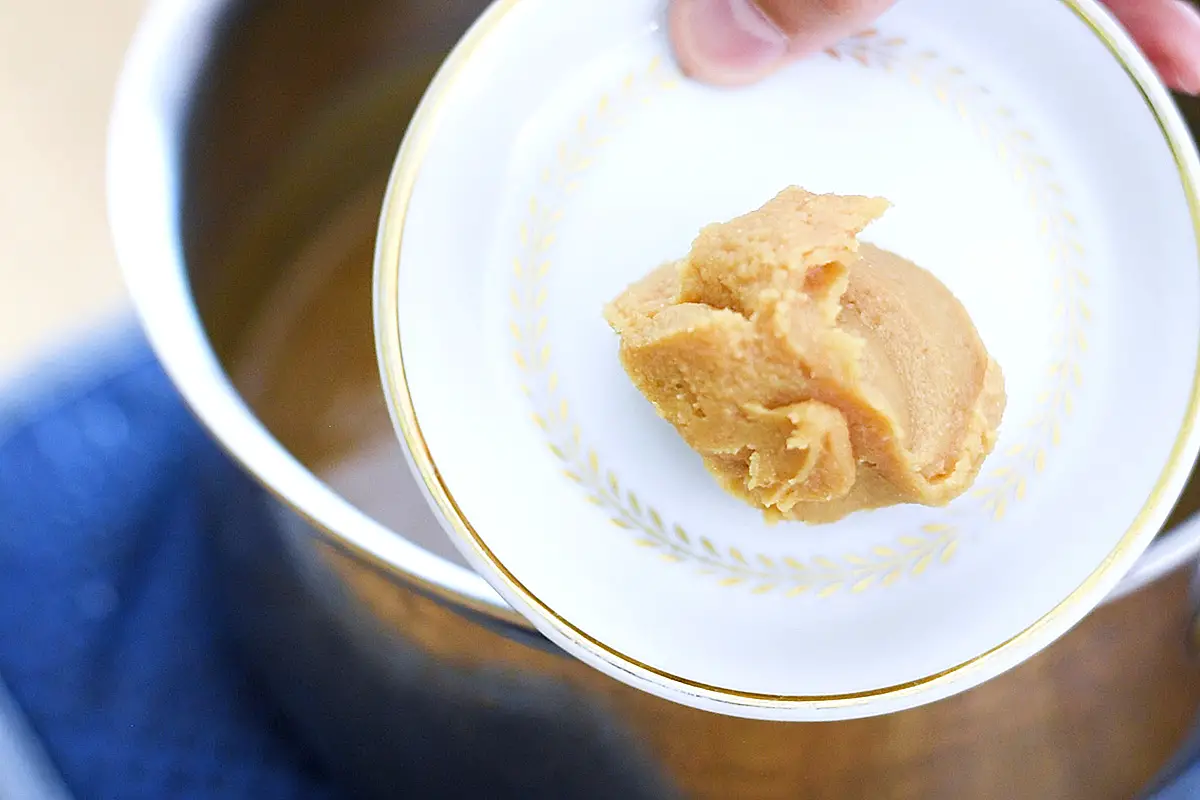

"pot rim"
[373, 0, 1200, 714]
[106, 0, 526, 627]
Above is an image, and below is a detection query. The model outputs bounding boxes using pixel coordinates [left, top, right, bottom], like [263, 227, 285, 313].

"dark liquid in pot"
[232, 182, 470, 568]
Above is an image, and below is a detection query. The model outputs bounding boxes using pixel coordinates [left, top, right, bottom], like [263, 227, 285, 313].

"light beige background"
[0, 0, 146, 378]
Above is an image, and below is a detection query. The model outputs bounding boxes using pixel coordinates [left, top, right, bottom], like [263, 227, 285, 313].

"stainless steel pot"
[108, 1, 1200, 797]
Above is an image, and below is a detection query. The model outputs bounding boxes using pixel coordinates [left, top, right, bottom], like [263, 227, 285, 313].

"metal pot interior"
[182, 0, 491, 569]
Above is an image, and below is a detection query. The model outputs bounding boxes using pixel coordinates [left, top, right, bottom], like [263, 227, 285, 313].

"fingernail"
[1176, 68, 1200, 95]
[1165, 62, 1200, 95]
[675, 0, 790, 84]
[1169, 0, 1200, 93]
[1173, 0, 1200, 30]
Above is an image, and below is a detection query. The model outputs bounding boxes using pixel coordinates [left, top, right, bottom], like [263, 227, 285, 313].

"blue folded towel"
[0, 323, 340, 799]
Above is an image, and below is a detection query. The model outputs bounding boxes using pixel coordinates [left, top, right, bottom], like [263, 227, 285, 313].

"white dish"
[375, 0, 1200, 720]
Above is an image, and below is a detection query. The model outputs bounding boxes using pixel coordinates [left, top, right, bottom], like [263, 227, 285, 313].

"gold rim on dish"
[374, 0, 1200, 710]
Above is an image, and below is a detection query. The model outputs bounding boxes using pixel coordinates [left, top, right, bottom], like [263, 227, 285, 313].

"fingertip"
[1103, 0, 1200, 94]
[669, 0, 791, 86]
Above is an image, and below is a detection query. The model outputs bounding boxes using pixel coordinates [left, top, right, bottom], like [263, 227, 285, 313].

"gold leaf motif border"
[507, 33, 1090, 598]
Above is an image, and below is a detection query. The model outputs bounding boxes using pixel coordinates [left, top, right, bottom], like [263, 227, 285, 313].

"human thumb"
[669, 0, 896, 86]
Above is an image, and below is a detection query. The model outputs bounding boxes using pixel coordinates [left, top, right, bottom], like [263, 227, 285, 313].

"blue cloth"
[0, 322, 1196, 800]
[0, 325, 341, 800]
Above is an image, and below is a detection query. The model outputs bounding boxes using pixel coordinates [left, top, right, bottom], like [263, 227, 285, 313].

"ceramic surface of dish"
[375, 0, 1200, 719]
